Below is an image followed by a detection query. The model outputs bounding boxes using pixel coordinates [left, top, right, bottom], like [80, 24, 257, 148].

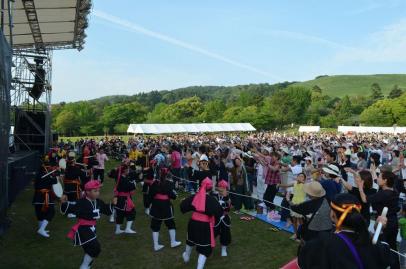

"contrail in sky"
[93, 10, 279, 80]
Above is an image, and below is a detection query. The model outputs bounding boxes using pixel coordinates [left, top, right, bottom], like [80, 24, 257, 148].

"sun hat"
[303, 181, 326, 197]
[199, 154, 209, 162]
[322, 164, 341, 177]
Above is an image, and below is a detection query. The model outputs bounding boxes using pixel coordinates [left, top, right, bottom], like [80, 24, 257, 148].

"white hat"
[281, 147, 289, 154]
[304, 156, 312, 161]
[322, 164, 341, 177]
[199, 154, 209, 162]
[68, 151, 76, 158]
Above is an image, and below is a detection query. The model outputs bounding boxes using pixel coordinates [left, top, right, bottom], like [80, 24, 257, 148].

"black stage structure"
[0, 0, 92, 235]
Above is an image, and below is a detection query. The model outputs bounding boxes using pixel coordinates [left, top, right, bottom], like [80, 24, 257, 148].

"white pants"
[256, 175, 266, 201]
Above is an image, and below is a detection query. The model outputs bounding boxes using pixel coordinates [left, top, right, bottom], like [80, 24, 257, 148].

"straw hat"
[303, 181, 326, 198]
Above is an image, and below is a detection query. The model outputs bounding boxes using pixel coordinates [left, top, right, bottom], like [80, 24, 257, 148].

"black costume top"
[32, 165, 58, 205]
[61, 198, 113, 246]
[211, 192, 231, 227]
[298, 231, 394, 269]
[180, 194, 223, 247]
[114, 174, 136, 212]
[64, 164, 87, 194]
[149, 180, 177, 220]
[192, 170, 212, 186]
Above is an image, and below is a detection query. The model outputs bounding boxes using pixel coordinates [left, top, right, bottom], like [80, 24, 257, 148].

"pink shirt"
[171, 151, 181, 169]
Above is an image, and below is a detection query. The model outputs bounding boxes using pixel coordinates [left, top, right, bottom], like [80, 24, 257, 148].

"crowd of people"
[32, 131, 406, 268]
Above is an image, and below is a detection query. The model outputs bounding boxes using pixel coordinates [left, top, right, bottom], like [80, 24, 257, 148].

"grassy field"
[0, 160, 297, 269]
[295, 74, 406, 97]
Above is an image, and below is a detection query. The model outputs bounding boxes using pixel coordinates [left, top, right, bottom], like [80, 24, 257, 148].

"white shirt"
[94, 153, 108, 170]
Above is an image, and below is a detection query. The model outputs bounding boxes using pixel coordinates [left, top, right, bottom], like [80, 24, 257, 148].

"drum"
[52, 178, 63, 198]
[59, 158, 67, 170]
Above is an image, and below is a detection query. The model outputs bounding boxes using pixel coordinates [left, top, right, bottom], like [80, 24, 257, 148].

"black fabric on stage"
[0, 30, 11, 235]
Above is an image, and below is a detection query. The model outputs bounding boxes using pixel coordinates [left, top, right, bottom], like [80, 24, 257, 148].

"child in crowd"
[281, 173, 307, 240]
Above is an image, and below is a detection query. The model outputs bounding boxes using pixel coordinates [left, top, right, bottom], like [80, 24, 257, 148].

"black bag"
[297, 201, 323, 240]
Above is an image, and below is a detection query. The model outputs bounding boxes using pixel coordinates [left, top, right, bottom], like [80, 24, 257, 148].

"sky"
[52, 0, 406, 102]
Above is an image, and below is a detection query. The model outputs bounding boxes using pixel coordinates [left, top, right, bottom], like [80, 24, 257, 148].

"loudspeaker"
[29, 58, 45, 100]
[14, 110, 46, 151]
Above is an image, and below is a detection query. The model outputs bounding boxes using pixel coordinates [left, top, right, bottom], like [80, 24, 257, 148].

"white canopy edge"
[127, 123, 256, 134]
[338, 126, 406, 134]
[298, 126, 320, 133]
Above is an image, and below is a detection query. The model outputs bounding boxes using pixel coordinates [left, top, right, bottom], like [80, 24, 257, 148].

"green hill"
[295, 74, 406, 97]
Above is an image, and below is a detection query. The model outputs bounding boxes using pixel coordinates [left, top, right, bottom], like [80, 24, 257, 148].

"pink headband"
[192, 178, 213, 212]
[84, 180, 102, 191]
[217, 180, 228, 189]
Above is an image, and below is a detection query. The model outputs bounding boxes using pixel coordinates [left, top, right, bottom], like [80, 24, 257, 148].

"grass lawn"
[295, 74, 406, 97]
[0, 160, 297, 269]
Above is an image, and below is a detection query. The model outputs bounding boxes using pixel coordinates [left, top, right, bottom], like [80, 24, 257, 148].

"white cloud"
[334, 18, 406, 63]
[93, 10, 281, 81]
[264, 29, 353, 50]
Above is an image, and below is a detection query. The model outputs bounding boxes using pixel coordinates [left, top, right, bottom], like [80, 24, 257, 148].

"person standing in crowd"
[93, 148, 108, 183]
[61, 180, 115, 269]
[341, 168, 376, 226]
[149, 168, 181, 251]
[285, 172, 307, 241]
[229, 156, 253, 214]
[244, 153, 256, 194]
[298, 193, 394, 269]
[289, 181, 332, 242]
[183, 148, 194, 193]
[304, 156, 314, 179]
[192, 155, 212, 186]
[255, 153, 266, 205]
[357, 152, 368, 170]
[170, 144, 182, 190]
[320, 164, 342, 202]
[357, 170, 400, 269]
[256, 151, 281, 215]
[180, 178, 223, 269]
[280, 156, 303, 225]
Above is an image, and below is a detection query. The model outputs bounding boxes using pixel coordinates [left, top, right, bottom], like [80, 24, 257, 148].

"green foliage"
[388, 85, 403, 99]
[370, 82, 384, 103]
[147, 97, 204, 123]
[265, 86, 312, 127]
[199, 99, 226, 122]
[102, 102, 147, 133]
[51, 76, 406, 135]
[360, 93, 406, 126]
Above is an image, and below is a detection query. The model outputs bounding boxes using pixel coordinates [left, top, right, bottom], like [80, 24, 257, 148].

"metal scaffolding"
[10, 48, 52, 152]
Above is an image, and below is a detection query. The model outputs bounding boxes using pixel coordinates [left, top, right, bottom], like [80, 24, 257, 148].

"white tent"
[127, 123, 256, 134]
[337, 126, 406, 134]
[298, 126, 320, 133]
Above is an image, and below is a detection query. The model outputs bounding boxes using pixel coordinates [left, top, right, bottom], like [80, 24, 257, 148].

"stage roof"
[2, 0, 91, 50]
[127, 123, 256, 134]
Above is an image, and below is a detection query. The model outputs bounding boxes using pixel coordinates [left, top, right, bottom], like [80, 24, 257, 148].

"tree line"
[51, 82, 406, 136]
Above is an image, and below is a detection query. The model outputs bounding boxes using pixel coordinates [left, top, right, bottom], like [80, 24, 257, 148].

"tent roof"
[338, 126, 406, 134]
[2, 0, 91, 50]
[127, 123, 256, 134]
